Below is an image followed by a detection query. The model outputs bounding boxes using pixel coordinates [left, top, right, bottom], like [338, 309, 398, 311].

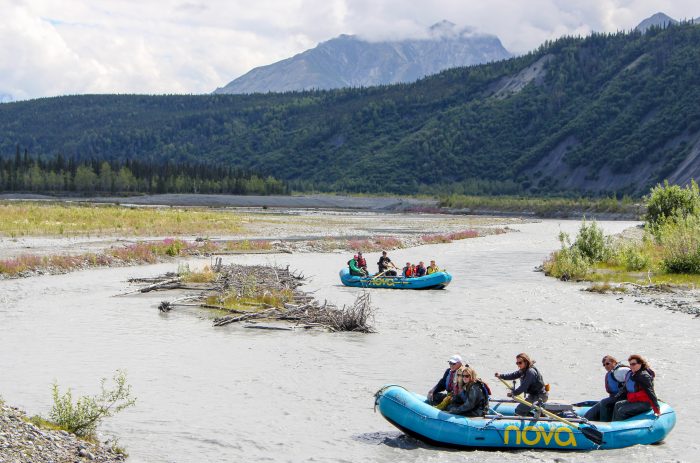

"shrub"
[573, 219, 610, 263]
[617, 243, 651, 271]
[49, 370, 136, 439]
[645, 180, 700, 228]
[543, 232, 591, 280]
[657, 214, 700, 273]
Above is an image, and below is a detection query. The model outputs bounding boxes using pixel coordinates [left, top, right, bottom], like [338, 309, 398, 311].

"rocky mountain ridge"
[214, 21, 511, 94]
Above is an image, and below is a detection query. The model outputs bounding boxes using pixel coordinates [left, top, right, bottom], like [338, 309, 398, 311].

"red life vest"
[357, 256, 367, 267]
[625, 371, 659, 414]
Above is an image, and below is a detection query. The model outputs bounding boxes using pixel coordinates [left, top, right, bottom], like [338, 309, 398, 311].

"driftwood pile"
[122, 263, 376, 333]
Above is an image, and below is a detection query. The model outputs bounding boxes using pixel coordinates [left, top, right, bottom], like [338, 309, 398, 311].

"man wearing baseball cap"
[427, 354, 466, 405]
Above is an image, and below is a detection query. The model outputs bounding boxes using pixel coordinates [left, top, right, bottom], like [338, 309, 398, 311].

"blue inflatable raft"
[339, 268, 452, 289]
[374, 385, 675, 450]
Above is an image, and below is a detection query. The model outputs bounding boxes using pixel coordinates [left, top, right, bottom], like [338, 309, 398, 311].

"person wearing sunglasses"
[428, 354, 465, 405]
[447, 366, 491, 417]
[610, 354, 660, 421]
[495, 353, 548, 416]
[584, 355, 631, 421]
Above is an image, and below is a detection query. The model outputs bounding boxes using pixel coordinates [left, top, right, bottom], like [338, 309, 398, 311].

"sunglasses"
[629, 361, 639, 366]
[603, 361, 612, 366]
[516, 360, 525, 365]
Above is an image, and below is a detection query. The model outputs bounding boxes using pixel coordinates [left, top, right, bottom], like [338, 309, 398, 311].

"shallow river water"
[1, 219, 698, 463]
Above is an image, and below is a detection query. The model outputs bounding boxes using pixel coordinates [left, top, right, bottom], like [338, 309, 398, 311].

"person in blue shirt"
[584, 355, 630, 421]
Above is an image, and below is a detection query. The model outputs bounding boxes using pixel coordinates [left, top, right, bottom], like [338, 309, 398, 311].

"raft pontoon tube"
[374, 385, 675, 450]
[339, 268, 452, 289]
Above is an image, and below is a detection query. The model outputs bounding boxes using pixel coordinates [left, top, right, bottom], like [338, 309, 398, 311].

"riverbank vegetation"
[543, 181, 700, 287]
[438, 195, 642, 218]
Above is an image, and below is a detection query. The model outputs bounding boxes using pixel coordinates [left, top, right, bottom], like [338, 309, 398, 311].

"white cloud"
[0, 0, 697, 100]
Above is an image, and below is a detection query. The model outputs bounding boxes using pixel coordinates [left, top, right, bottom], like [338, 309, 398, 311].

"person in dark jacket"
[428, 354, 464, 405]
[495, 353, 548, 416]
[584, 355, 631, 421]
[415, 261, 427, 277]
[447, 366, 490, 417]
[377, 251, 397, 276]
[610, 354, 660, 421]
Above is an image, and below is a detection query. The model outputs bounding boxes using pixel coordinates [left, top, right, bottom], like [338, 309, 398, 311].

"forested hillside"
[1, 23, 699, 196]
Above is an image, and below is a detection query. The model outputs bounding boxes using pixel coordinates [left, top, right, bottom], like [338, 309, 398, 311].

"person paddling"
[377, 251, 397, 276]
[495, 353, 548, 417]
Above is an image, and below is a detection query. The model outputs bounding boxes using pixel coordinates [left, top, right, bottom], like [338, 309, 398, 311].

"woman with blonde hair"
[447, 366, 490, 417]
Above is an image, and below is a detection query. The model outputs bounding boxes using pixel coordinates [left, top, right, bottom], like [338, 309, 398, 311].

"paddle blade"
[581, 426, 604, 446]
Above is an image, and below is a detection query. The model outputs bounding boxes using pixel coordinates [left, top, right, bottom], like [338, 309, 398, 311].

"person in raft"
[584, 355, 631, 421]
[610, 354, 660, 421]
[447, 366, 491, 417]
[377, 251, 397, 276]
[402, 262, 414, 278]
[427, 354, 465, 405]
[426, 260, 439, 274]
[348, 255, 367, 277]
[495, 353, 548, 416]
[415, 261, 427, 277]
[356, 251, 368, 274]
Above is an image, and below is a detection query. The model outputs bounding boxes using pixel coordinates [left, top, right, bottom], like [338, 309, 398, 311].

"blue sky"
[1, 0, 697, 100]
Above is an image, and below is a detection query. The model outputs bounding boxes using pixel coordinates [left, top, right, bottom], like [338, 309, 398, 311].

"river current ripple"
[0, 220, 697, 462]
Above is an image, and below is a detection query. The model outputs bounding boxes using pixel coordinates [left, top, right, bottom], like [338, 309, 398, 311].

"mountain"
[1, 23, 700, 196]
[213, 21, 512, 94]
[635, 12, 678, 32]
[0, 94, 12, 104]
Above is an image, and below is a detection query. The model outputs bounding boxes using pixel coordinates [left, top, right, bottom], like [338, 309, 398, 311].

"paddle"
[497, 377, 604, 446]
[370, 270, 389, 280]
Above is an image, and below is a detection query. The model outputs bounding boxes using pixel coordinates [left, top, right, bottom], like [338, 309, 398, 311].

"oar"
[370, 270, 388, 280]
[497, 377, 603, 446]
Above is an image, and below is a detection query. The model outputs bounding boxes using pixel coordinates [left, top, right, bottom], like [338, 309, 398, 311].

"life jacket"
[604, 364, 628, 395]
[475, 379, 491, 416]
[624, 370, 658, 413]
[357, 256, 367, 267]
[528, 366, 546, 395]
[403, 266, 413, 277]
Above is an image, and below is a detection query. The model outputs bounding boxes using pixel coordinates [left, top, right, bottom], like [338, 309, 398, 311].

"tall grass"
[0, 202, 243, 237]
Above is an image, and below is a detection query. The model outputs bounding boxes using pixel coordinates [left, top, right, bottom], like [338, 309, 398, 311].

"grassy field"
[0, 202, 243, 237]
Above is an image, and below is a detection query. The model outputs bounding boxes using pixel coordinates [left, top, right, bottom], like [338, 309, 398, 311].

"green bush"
[657, 214, 700, 273]
[645, 180, 700, 228]
[543, 232, 591, 280]
[618, 243, 651, 271]
[573, 219, 610, 263]
[49, 370, 136, 439]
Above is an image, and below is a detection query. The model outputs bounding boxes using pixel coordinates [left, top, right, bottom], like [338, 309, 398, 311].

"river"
[0, 219, 697, 462]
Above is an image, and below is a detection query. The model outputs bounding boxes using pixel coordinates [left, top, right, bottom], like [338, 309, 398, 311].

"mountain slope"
[1, 24, 700, 196]
[214, 21, 511, 94]
[636, 12, 678, 32]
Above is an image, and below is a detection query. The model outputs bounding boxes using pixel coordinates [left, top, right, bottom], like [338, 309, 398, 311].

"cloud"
[0, 0, 697, 100]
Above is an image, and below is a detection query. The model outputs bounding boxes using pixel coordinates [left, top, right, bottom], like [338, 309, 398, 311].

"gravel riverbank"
[0, 401, 124, 463]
